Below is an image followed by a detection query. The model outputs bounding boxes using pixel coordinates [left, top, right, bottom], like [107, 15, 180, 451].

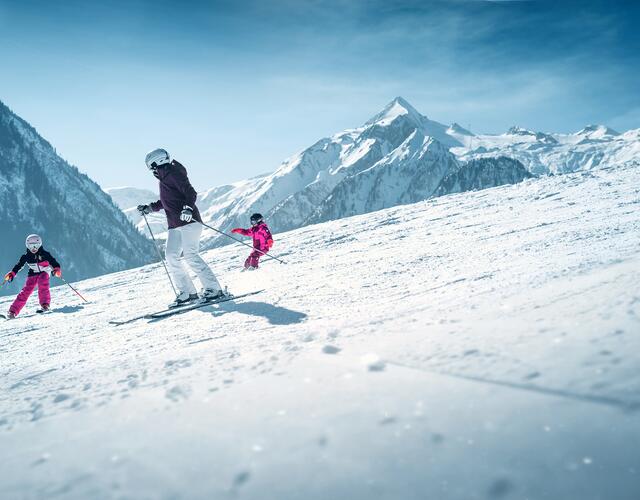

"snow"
[1, 162, 639, 499]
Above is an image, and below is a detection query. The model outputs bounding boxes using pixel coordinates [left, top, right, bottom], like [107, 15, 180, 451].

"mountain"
[0, 100, 154, 291]
[2, 161, 639, 498]
[452, 122, 638, 175]
[104, 186, 164, 235]
[434, 156, 533, 196]
[111, 97, 637, 246]
[308, 132, 459, 224]
[188, 97, 529, 245]
[105, 186, 158, 212]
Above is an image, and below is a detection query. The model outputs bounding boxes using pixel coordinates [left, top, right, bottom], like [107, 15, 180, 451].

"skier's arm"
[231, 227, 252, 236]
[42, 250, 61, 270]
[174, 164, 198, 208]
[11, 254, 27, 275]
[149, 200, 164, 212]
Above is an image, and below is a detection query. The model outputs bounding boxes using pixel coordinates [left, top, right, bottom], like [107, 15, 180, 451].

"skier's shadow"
[212, 301, 307, 325]
[55, 305, 84, 314]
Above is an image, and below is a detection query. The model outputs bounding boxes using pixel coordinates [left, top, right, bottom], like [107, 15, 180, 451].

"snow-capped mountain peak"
[575, 124, 620, 139]
[365, 96, 423, 127]
[506, 126, 535, 136]
[448, 122, 474, 136]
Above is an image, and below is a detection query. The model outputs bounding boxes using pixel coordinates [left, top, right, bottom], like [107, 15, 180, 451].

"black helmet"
[250, 213, 264, 225]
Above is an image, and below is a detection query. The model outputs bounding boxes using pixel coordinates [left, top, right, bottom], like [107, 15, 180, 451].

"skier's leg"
[37, 273, 51, 307]
[166, 228, 197, 294]
[9, 276, 38, 316]
[246, 250, 261, 269]
[181, 223, 222, 291]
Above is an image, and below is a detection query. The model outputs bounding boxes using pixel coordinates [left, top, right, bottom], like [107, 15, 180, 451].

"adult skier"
[231, 213, 274, 270]
[3, 234, 62, 318]
[137, 148, 225, 307]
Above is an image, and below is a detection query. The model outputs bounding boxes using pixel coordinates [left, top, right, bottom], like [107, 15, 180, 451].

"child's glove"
[267, 239, 274, 250]
[231, 228, 243, 234]
[4, 272, 15, 283]
[137, 204, 152, 215]
[53, 268, 62, 278]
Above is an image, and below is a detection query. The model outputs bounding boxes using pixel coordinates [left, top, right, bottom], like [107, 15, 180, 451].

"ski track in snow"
[1, 163, 639, 499]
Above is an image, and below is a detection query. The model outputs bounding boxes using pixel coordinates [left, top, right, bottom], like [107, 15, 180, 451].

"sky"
[0, 0, 639, 191]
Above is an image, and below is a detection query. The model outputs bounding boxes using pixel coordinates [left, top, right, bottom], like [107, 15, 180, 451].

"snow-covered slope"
[1, 163, 639, 499]
[0, 100, 154, 288]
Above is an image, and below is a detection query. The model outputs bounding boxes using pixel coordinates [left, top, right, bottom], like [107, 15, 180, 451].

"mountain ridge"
[108, 97, 638, 247]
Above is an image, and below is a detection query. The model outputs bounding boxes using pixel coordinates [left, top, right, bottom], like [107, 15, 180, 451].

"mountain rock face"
[0, 100, 154, 290]
[308, 133, 459, 224]
[434, 157, 533, 197]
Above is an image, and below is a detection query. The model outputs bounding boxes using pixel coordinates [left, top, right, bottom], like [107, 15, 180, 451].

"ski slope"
[1, 163, 639, 499]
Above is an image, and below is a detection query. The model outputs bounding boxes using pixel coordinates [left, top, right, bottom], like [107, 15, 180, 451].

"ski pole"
[199, 221, 287, 264]
[56, 275, 89, 303]
[142, 213, 178, 296]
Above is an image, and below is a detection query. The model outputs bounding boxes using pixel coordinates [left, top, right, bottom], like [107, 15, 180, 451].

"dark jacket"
[150, 160, 203, 230]
[12, 248, 61, 277]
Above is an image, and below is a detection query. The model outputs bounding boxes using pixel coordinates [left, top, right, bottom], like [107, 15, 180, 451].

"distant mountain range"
[0, 100, 154, 293]
[106, 97, 638, 248]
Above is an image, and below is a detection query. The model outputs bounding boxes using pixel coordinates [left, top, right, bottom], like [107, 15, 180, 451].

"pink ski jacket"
[234, 222, 273, 251]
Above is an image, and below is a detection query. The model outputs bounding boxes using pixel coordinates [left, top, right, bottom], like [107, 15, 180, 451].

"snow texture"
[1, 162, 639, 499]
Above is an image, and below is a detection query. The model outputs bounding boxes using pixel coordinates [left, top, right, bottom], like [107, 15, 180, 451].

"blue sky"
[0, 0, 638, 190]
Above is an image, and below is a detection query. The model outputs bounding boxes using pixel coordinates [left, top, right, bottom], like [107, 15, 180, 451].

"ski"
[109, 290, 264, 326]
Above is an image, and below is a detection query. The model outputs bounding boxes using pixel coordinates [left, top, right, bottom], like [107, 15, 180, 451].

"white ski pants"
[165, 223, 221, 295]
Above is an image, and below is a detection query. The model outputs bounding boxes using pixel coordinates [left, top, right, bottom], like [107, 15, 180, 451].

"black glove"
[180, 205, 194, 222]
[137, 204, 152, 215]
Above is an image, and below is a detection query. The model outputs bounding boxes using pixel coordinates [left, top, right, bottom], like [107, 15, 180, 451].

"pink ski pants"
[10, 273, 51, 316]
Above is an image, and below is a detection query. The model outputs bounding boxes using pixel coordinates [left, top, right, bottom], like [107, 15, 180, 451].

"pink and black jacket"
[11, 248, 60, 277]
[234, 222, 273, 252]
[149, 160, 203, 229]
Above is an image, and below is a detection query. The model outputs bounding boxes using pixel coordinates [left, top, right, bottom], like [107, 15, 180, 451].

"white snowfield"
[1, 163, 639, 499]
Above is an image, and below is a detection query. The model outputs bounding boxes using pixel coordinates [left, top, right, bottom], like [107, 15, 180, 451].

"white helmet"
[145, 148, 171, 170]
[26, 234, 42, 252]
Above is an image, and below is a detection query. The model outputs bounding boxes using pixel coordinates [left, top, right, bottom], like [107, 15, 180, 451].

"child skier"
[231, 213, 274, 270]
[3, 234, 61, 319]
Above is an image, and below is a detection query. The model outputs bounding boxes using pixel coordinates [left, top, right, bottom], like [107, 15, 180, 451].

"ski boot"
[169, 292, 199, 308]
[36, 304, 51, 314]
[200, 287, 228, 303]
[6, 311, 16, 320]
